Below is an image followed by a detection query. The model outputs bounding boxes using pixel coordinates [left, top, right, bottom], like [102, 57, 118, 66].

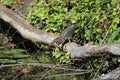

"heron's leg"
[67, 38, 71, 43]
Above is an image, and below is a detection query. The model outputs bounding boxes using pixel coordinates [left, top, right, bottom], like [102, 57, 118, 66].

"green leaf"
[113, 39, 120, 44]
[0, 48, 28, 60]
[114, 18, 119, 24]
[18, 59, 38, 63]
[109, 24, 117, 30]
[0, 59, 16, 64]
[84, 0, 89, 2]
[111, 0, 118, 5]
[0, 0, 14, 4]
[55, 53, 61, 58]
[107, 27, 120, 43]
[13, 54, 28, 59]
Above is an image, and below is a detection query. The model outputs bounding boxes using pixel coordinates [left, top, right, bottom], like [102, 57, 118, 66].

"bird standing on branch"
[51, 24, 78, 49]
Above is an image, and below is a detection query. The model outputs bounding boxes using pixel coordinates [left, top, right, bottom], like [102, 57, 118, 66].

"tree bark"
[94, 67, 120, 80]
[0, 4, 58, 45]
[70, 42, 120, 58]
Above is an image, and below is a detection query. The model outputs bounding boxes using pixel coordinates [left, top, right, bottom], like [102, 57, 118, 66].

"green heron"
[52, 24, 78, 48]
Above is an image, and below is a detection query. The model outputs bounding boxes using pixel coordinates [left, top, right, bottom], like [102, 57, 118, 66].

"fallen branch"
[70, 42, 120, 58]
[0, 63, 89, 73]
[94, 67, 120, 80]
[0, 5, 120, 59]
[0, 5, 57, 45]
[44, 72, 89, 79]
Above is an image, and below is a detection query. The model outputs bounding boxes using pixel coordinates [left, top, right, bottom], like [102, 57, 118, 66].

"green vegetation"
[0, 0, 120, 79]
[0, 0, 14, 4]
[26, 0, 120, 44]
[26, 0, 120, 63]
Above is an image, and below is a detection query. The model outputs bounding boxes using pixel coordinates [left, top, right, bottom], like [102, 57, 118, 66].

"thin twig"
[93, 61, 104, 79]
[100, 29, 109, 44]
[0, 63, 89, 72]
[43, 72, 89, 79]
